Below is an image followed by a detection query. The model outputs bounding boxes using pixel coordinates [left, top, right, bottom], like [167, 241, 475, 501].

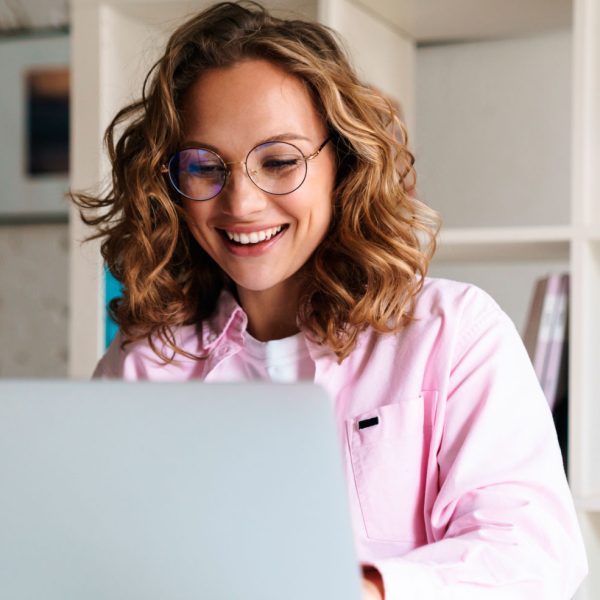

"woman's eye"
[262, 157, 301, 170]
[187, 163, 224, 177]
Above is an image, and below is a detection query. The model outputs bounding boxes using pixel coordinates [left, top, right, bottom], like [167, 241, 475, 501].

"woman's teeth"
[225, 225, 284, 245]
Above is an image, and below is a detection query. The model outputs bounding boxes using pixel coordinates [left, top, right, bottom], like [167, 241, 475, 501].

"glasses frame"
[161, 137, 330, 201]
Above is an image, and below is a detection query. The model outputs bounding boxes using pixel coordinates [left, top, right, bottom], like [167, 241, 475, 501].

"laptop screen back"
[0, 380, 361, 600]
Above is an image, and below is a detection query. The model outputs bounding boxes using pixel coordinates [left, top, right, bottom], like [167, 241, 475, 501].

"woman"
[76, 2, 588, 597]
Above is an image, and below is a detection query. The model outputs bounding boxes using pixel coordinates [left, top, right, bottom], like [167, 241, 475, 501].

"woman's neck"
[237, 280, 301, 342]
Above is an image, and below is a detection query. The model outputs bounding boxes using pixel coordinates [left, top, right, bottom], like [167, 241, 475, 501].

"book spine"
[541, 274, 569, 411]
[532, 274, 562, 387]
[523, 277, 547, 362]
[523, 277, 548, 364]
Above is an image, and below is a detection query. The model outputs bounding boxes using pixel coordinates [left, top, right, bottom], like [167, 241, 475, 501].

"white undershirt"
[242, 331, 315, 382]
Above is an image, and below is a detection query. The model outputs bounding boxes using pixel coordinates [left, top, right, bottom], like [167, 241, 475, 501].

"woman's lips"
[217, 224, 289, 256]
[222, 224, 285, 244]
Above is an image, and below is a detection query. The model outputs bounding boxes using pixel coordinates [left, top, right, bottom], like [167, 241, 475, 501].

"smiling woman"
[72, 0, 434, 362]
[71, 1, 587, 598]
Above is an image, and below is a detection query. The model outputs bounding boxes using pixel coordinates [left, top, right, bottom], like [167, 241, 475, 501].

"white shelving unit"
[569, 0, 600, 583]
[408, 1, 598, 597]
[436, 226, 572, 261]
[69, 0, 599, 596]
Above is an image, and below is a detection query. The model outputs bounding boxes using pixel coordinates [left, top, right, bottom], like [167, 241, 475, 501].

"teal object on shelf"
[104, 267, 122, 349]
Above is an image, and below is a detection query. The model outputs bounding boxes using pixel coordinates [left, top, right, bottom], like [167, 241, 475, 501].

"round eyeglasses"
[162, 138, 330, 201]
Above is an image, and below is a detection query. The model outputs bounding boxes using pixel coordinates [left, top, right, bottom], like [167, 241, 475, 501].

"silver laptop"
[0, 381, 361, 600]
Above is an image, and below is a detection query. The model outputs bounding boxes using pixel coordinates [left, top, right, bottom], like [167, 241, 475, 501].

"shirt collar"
[201, 289, 248, 350]
[200, 289, 337, 364]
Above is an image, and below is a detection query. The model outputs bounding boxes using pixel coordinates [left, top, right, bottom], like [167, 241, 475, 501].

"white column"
[570, 0, 600, 597]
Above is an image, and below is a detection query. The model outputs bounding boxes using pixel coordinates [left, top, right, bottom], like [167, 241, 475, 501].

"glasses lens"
[169, 148, 226, 201]
[247, 142, 307, 195]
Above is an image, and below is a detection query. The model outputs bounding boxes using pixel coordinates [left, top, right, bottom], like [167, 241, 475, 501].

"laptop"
[0, 380, 361, 600]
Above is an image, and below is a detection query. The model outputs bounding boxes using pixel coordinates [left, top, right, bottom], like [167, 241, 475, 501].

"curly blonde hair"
[73, 0, 440, 363]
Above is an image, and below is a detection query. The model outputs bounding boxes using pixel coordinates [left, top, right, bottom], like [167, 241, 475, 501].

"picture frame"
[0, 31, 69, 221]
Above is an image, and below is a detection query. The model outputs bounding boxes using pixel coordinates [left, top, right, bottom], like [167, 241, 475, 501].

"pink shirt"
[94, 277, 588, 598]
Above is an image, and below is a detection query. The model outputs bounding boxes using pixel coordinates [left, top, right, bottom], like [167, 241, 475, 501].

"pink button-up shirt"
[94, 277, 588, 598]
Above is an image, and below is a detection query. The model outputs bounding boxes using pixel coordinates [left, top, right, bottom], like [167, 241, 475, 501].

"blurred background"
[0, 0, 578, 378]
[0, 0, 69, 377]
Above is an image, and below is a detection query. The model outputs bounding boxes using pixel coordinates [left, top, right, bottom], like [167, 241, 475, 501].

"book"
[541, 274, 569, 411]
[523, 277, 548, 363]
[522, 273, 569, 410]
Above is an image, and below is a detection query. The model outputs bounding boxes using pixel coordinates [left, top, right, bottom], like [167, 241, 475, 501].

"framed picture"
[26, 67, 69, 176]
[0, 32, 69, 220]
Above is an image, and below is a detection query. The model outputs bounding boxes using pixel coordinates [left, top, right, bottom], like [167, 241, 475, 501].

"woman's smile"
[215, 223, 290, 256]
[221, 224, 287, 244]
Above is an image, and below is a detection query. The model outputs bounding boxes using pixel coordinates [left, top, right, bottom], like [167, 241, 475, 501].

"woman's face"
[179, 59, 336, 297]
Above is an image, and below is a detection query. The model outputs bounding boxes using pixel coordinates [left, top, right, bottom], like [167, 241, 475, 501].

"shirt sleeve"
[371, 307, 588, 599]
[91, 332, 124, 379]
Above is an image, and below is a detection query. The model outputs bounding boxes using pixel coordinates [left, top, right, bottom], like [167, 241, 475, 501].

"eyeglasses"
[162, 138, 330, 201]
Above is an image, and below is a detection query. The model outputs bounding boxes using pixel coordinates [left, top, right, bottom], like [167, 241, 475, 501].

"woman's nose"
[220, 163, 268, 217]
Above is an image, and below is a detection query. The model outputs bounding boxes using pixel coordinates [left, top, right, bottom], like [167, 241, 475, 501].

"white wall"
[341, 0, 416, 136]
[419, 30, 573, 331]
[0, 223, 69, 377]
[415, 30, 572, 229]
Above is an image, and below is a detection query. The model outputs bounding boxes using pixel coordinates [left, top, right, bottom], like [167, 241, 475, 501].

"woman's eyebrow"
[254, 132, 312, 146]
[181, 133, 313, 151]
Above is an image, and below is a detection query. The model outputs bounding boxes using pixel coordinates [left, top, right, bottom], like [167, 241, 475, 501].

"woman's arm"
[370, 308, 587, 599]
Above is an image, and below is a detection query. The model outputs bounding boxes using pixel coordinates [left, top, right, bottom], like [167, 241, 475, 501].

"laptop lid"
[0, 380, 361, 600]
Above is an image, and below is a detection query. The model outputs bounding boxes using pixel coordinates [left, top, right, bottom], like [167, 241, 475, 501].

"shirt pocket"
[347, 394, 432, 543]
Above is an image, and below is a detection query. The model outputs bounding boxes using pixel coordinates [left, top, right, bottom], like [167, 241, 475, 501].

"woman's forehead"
[180, 59, 326, 150]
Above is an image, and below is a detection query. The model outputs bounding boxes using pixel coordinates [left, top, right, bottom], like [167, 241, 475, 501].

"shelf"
[575, 495, 600, 512]
[587, 228, 600, 242]
[568, 225, 600, 241]
[0, 0, 68, 35]
[434, 226, 572, 262]
[353, 0, 572, 43]
[72, 0, 317, 25]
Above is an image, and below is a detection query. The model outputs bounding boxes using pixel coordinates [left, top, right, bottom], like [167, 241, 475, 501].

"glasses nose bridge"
[223, 157, 259, 183]
[222, 156, 261, 196]
[224, 158, 246, 170]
